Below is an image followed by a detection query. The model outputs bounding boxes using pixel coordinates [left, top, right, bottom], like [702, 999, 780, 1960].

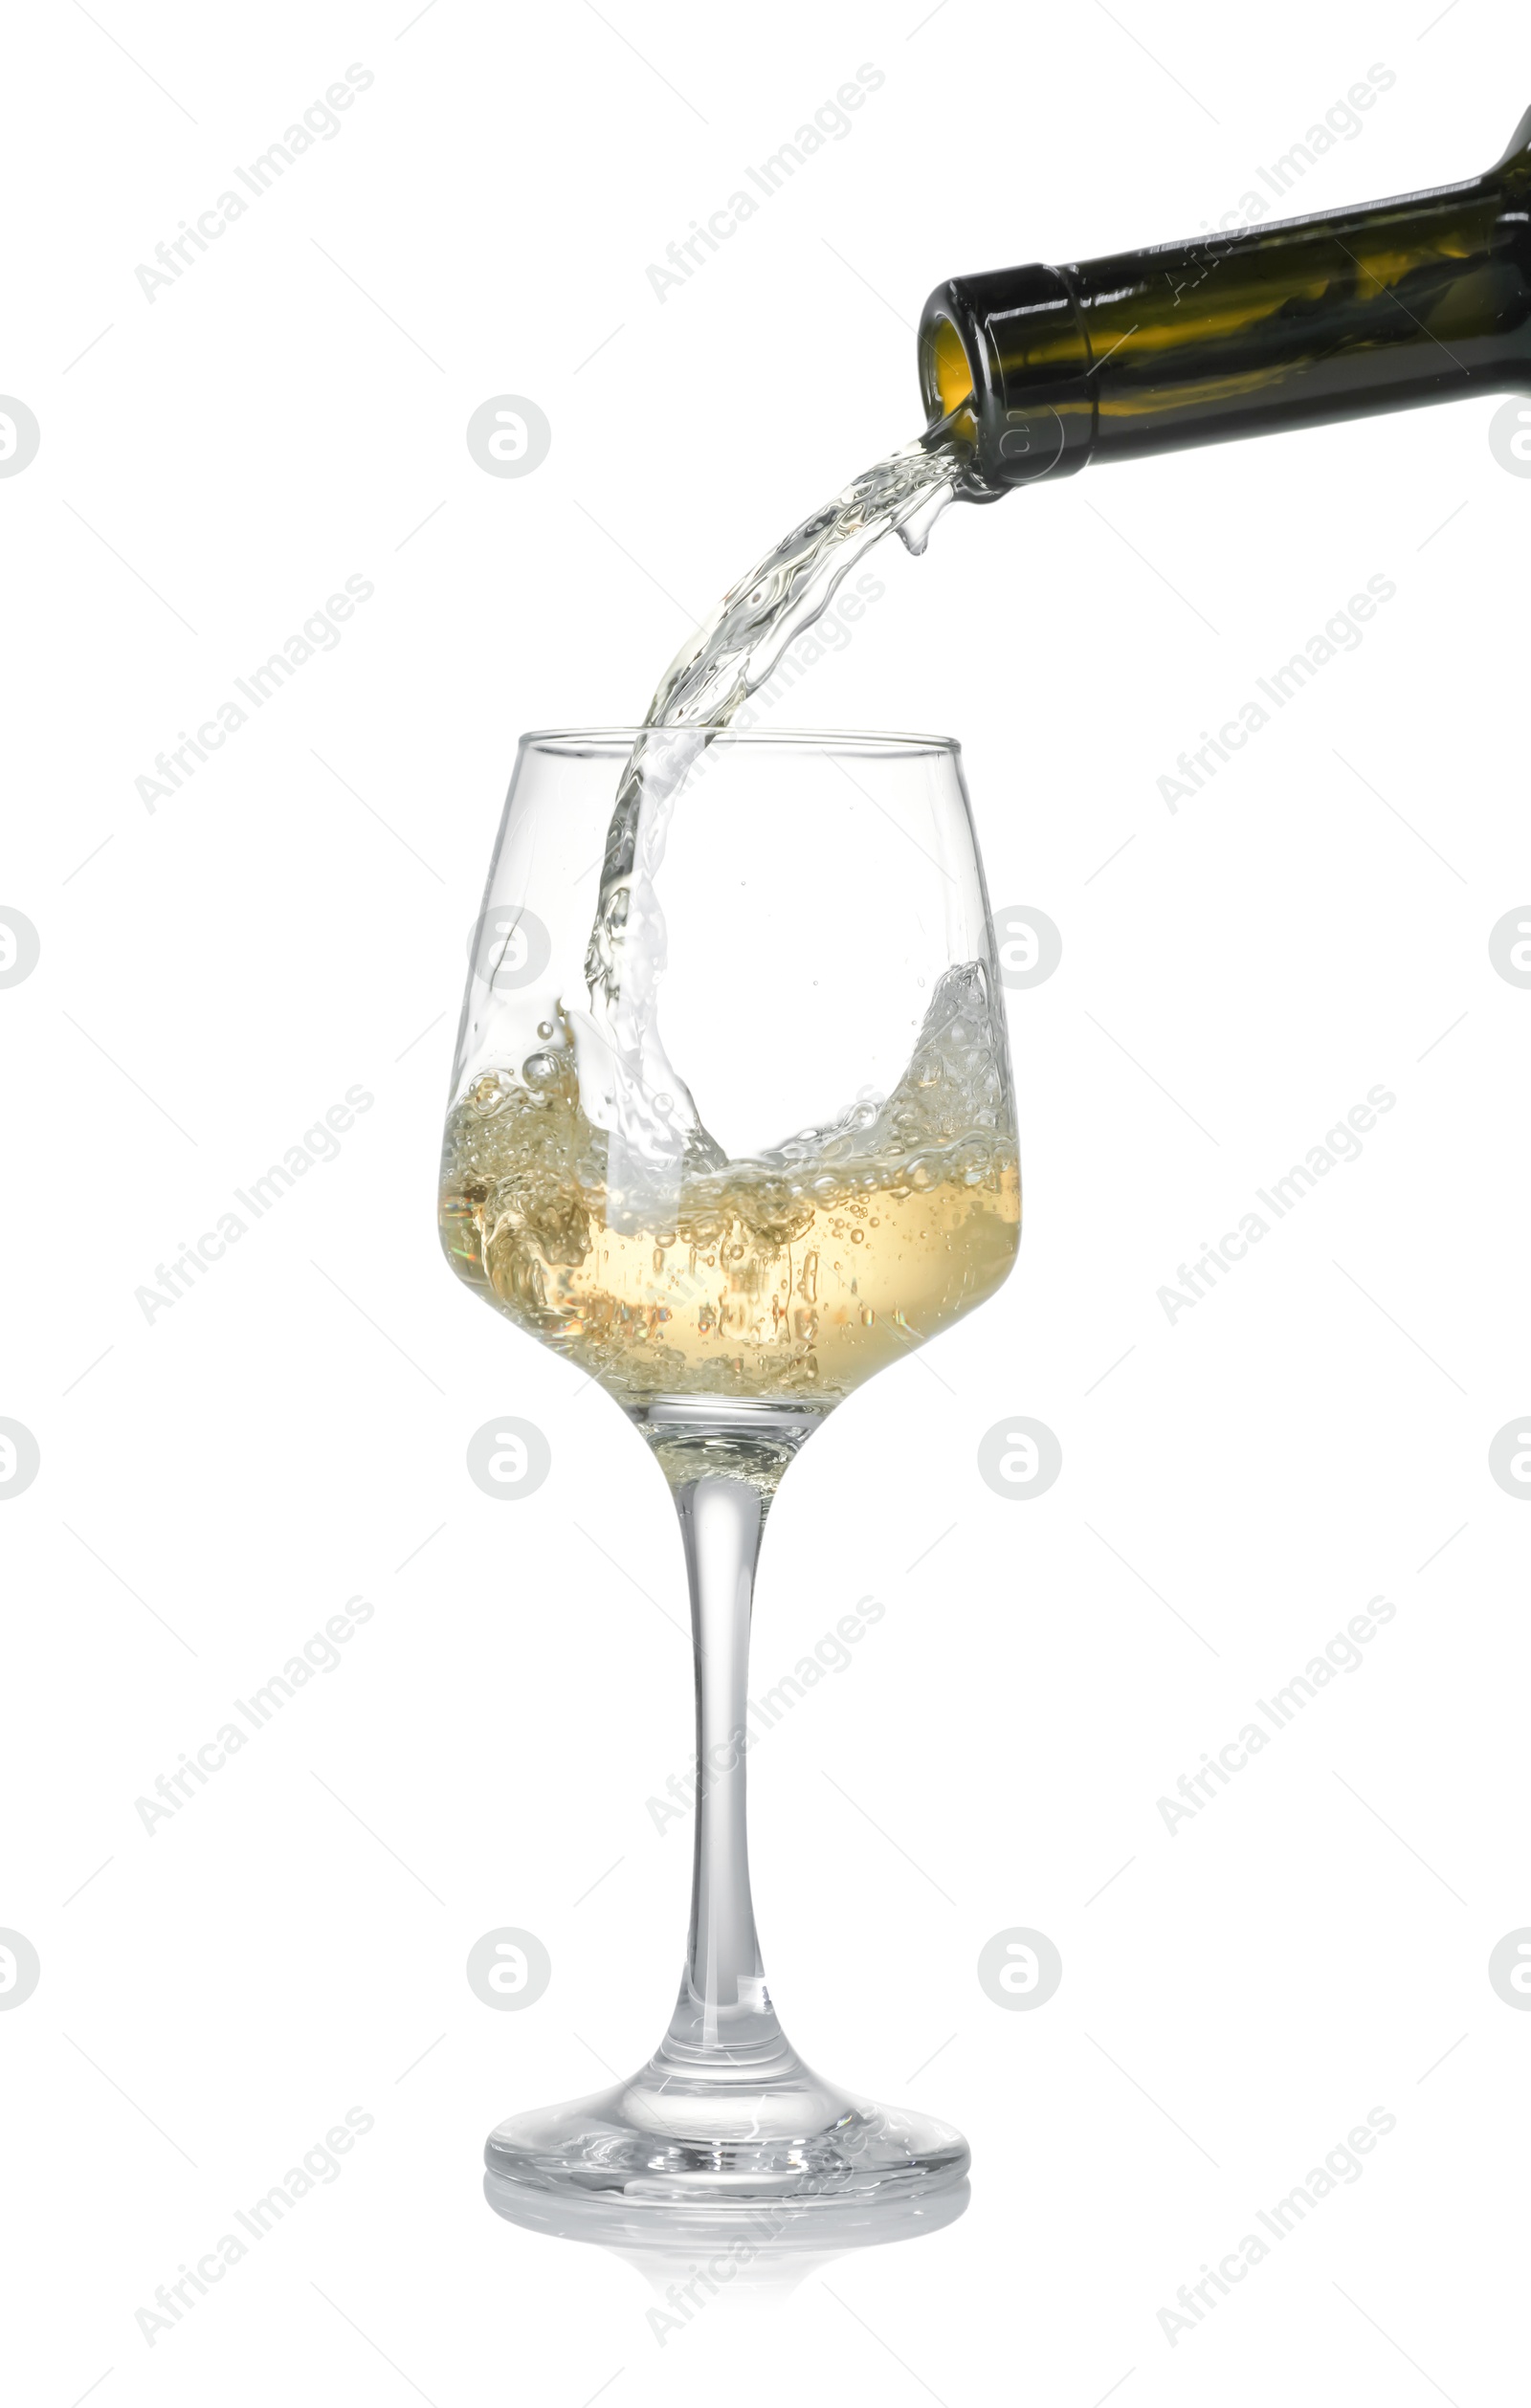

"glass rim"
[517, 724, 961, 755]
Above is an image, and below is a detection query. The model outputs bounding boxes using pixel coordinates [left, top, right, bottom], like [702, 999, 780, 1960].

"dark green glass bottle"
[920, 106, 1531, 490]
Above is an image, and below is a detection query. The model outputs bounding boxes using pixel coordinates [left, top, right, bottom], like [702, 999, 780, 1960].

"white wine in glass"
[440, 727, 1019, 2233]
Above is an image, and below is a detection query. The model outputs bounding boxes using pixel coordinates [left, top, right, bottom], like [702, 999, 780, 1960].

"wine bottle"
[920, 104, 1531, 489]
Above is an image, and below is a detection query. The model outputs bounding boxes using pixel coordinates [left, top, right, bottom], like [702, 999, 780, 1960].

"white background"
[3, 1, 1529, 2400]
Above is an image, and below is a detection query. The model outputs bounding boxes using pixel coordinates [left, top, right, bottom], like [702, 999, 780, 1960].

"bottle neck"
[921, 110, 1531, 489]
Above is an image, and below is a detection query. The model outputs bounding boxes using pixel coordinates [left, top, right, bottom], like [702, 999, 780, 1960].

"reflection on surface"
[484, 2170, 969, 2315]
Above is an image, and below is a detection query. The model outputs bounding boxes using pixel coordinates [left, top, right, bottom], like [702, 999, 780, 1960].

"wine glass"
[440, 726, 1019, 2233]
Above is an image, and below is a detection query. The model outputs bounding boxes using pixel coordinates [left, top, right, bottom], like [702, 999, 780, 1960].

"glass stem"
[660, 1469, 787, 2067]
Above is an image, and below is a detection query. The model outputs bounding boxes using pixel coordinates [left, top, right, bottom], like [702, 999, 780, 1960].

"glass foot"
[484, 2166, 969, 2270]
[483, 2048, 968, 2232]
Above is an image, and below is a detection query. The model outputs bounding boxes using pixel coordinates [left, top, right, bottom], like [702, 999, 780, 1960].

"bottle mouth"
[920, 310, 978, 419]
[917, 300, 1005, 497]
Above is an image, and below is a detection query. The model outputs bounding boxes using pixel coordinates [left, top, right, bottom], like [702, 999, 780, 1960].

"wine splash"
[440, 961, 1017, 1407]
[441, 417, 1016, 1426]
[577, 420, 974, 1233]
